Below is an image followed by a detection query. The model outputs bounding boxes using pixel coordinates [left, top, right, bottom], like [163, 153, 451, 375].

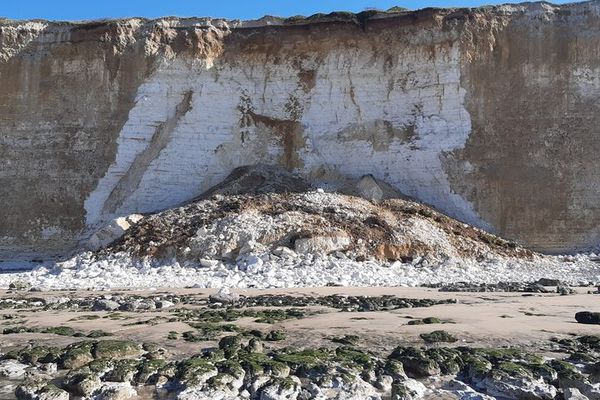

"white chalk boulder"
[86, 214, 143, 251]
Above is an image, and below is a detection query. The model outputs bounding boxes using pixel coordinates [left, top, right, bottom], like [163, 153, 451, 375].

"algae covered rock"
[218, 335, 242, 358]
[420, 330, 457, 344]
[460, 353, 493, 384]
[258, 376, 302, 400]
[66, 372, 102, 397]
[19, 346, 61, 364]
[104, 359, 140, 383]
[134, 358, 168, 384]
[176, 356, 218, 387]
[483, 362, 557, 399]
[331, 334, 360, 345]
[391, 379, 427, 400]
[426, 347, 461, 375]
[60, 342, 94, 369]
[247, 338, 264, 353]
[93, 340, 143, 360]
[16, 381, 69, 400]
[265, 330, 286, 341]
[408, 317, 442, 326]
[390, 347, 440, 378]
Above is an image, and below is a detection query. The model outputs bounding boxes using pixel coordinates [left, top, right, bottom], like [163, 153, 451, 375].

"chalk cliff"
[2, 1, 600, 261]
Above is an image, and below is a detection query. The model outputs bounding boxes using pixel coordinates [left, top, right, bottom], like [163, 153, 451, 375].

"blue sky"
[2, 0, 573, 21]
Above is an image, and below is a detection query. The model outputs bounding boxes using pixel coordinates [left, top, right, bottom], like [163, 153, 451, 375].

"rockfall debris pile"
[2, 166, 600, 289]
[106, 166, 530, 266]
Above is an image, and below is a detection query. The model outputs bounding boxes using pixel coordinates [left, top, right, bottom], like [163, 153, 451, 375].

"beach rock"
[249, 376, 271, 394]
[558, 285, 577, 295]
[93, 340, 143, 360]
[375, 375, 394, 392]
[93, 299, 120, 311]
[16, 381, 70, 400]
[198, 164, 310, 198]
[209, 287, 240, 304]
[390, 347, 440, 378]
[8, 281, 31, 291]
[155, 300, 174, 309]
[15, 380, 42, 400]
[564, 388, 591, 400]
[95, 382, 137, 400]
[443, 380, 496, 400]
[176, 387, 240, 400]
[391, 379, 427, 400]
[554, 361, 600, 400]
[483, 366, 557, 399]
[259, 377, 301, 399]
[199, 259, 220, 268]
[575, 312, 600, 325]
[536, 278, 562, 286]
[0, 359, 29, 378]
[561, 382, 600, 400]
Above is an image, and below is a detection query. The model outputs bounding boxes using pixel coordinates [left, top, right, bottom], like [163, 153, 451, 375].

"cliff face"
[1, 2, 600, 260]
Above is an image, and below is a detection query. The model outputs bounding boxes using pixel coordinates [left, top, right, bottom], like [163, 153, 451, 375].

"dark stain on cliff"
[446, 10, 600, 253]
[246, 111, 305, 170]
[337, 120, 417, 151]
[0, 22, 153, 259]
[297, 69, 317, 92]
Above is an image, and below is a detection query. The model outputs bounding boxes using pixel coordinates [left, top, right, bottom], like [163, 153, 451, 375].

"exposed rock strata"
[2, 2, 600, 260]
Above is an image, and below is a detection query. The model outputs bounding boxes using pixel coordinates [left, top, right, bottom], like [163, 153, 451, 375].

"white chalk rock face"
[84, 40, 479, 233]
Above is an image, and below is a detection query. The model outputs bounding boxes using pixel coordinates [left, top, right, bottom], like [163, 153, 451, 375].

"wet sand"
[1, 286, 598, 356]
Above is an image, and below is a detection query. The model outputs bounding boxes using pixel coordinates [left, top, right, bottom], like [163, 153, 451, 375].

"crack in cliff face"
[102, 90, 194, 215]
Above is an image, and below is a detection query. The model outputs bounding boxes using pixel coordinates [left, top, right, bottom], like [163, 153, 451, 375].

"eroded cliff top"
[0, 1, 587, 29]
